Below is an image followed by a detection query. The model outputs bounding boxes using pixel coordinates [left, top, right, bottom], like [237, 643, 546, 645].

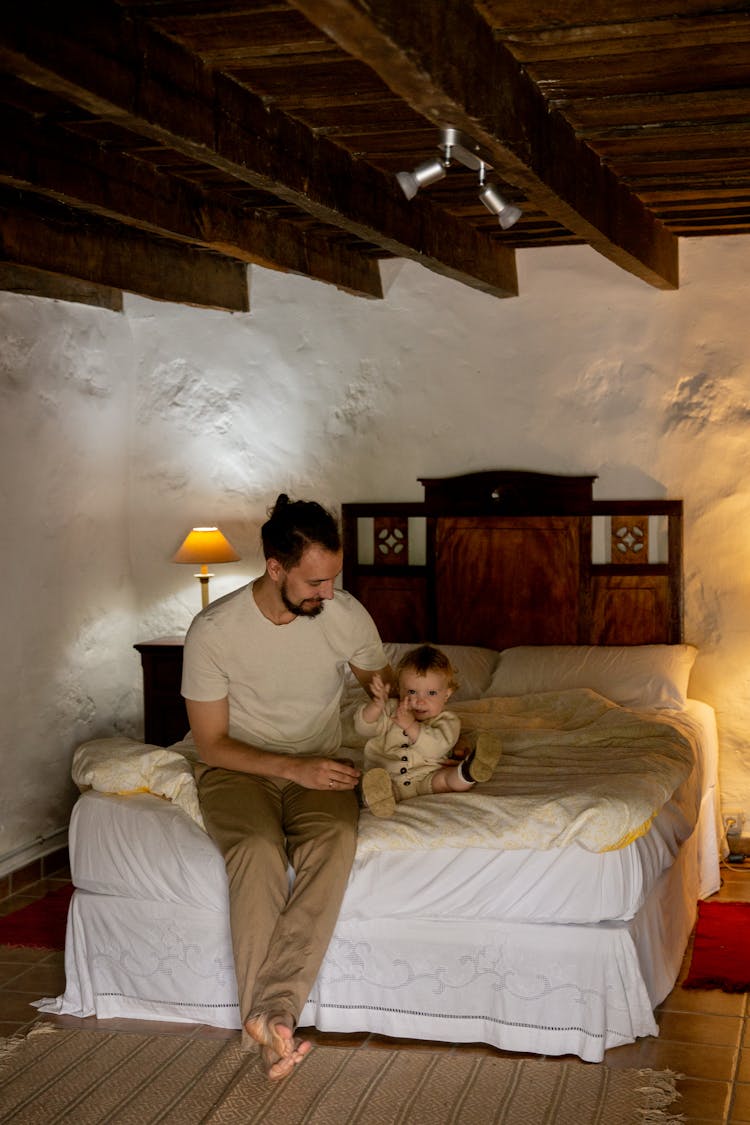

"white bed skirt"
[38, 794, 711, 1061]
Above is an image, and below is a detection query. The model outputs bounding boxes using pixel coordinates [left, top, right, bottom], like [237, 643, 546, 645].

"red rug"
[683, 900, 750, 991]
[0, 883, 73, 950]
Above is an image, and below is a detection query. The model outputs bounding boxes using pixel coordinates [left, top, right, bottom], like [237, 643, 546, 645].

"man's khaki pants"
[195, 764, 358, 1037]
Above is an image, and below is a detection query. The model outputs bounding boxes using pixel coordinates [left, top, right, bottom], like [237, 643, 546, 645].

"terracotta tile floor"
[3, 864, 750, 1123]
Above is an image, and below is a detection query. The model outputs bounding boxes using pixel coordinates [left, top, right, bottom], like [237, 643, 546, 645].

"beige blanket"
[355, 689, 701, 856]
[72, 690, 700, 859]
[72, 737, 205, 830]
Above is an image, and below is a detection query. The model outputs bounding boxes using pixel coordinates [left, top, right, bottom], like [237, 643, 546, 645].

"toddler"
[356, 644, 501, 817]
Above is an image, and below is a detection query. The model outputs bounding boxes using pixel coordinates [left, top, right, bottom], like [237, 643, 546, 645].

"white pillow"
[484, 644, 697, 711]
[382, 642, 500, 702]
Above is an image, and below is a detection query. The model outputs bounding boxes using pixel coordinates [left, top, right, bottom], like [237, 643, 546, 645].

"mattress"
[69, 699, 720, 927]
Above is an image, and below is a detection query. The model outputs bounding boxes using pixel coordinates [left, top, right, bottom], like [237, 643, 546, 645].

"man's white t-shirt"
[181, 581, 386, 757]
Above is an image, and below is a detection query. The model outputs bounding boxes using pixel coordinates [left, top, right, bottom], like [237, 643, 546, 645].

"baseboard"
[0, 831, 70, 895]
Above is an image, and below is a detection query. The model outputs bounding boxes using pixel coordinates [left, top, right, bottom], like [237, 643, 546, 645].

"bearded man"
[183, 494, 391, 1079]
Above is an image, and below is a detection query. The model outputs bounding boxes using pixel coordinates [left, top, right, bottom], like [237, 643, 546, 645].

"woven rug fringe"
[635, 1069, 685, 1123]
[0, 1020, 60, 1078]
[27, 1022, 62, 1038]
[635, 1112, 685, 1124]
[0, 1035, 26, 1079]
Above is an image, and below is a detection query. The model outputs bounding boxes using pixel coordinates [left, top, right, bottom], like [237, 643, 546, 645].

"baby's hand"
[394, 695, 413, 729]
[362, 673, 390, 723]
[370, 673, 391, 707]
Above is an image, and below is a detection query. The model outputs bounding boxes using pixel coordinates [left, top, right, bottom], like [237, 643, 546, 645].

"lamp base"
[196, 569, 213, 610]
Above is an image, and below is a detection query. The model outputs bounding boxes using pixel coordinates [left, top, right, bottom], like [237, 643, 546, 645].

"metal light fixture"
[396, 157, 447, 201]
[395, 128, 463, 201]
[396, 127, 522, 231]
[478, 162, 523, 231]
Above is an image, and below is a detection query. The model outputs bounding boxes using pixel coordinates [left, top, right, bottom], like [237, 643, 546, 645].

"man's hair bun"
[261, 493, 340, 569]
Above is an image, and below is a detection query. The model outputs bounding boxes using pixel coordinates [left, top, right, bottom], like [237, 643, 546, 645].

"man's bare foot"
[245, 1011, 312, 1080]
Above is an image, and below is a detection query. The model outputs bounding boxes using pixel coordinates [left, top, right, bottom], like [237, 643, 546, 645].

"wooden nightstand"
[134, 637, 189, 747]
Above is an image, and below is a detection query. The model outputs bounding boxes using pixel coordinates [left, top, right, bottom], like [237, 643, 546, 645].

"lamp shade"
[172, 527, 240, 565]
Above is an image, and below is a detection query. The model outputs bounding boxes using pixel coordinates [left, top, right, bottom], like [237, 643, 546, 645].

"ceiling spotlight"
[477, 164, 522, 230]
[396, 156, 448, 201]
[395, 128, 523, 230]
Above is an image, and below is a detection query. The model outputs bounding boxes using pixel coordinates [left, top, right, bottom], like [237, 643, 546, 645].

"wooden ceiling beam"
[566, 89, 750, 129]
[507, 14, 750, 60]
[0, 3, 518, 300]
[0, 191, 250, 311]
[0, 262, 123, 310]
[0, 105, 384, 300]
[470, 0, 737, 32]
[288, 0, 679, 290]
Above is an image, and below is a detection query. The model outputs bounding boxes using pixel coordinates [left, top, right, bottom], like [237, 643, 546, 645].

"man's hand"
[289, 756, 361, 791]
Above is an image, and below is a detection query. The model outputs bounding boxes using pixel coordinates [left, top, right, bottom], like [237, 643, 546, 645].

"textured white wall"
[2, 235, 750, 862]
[1, 296, 138, 866]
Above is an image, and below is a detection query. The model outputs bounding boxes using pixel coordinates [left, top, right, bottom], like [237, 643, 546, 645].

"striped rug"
[0, 1025, 683, 1124]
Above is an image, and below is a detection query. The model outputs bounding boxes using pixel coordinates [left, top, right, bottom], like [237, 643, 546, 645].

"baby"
[355, 644, 501, 817]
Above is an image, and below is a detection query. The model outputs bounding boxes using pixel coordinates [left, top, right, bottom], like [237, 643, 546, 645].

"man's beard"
[280, 579, 325, 618]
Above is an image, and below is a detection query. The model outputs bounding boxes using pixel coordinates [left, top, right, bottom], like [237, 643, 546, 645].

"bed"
[38, 470, 723, 1062]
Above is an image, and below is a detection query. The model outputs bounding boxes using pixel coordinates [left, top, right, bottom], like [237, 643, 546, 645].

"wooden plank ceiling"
[0, 0, 749, 309]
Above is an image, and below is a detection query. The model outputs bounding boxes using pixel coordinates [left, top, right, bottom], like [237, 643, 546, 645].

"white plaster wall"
[2, 234, 750, 862]
[1, 295, 138, 866]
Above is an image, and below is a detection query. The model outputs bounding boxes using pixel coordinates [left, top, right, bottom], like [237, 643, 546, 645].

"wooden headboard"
[342, 471, 683, 648]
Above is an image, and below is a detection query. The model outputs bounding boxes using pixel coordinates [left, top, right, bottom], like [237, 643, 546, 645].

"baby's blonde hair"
[396, 644, 459, 692]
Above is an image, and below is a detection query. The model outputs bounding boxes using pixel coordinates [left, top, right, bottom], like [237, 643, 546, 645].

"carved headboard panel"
[342, 471, 683, 647]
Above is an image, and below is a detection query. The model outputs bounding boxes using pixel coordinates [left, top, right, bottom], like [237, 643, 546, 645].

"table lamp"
[172, 526, 240, 609]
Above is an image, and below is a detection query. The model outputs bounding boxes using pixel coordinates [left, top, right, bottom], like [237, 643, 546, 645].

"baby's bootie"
[361, 768, 397, 817]
[459, 731, 502, 784]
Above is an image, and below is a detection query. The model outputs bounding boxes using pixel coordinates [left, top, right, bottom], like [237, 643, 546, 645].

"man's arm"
[186, 697, 360, 790]
[350, 663, 395, 698]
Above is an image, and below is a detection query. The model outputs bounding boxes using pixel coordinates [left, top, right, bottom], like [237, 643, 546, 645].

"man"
[182, 494, 391, 1080]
